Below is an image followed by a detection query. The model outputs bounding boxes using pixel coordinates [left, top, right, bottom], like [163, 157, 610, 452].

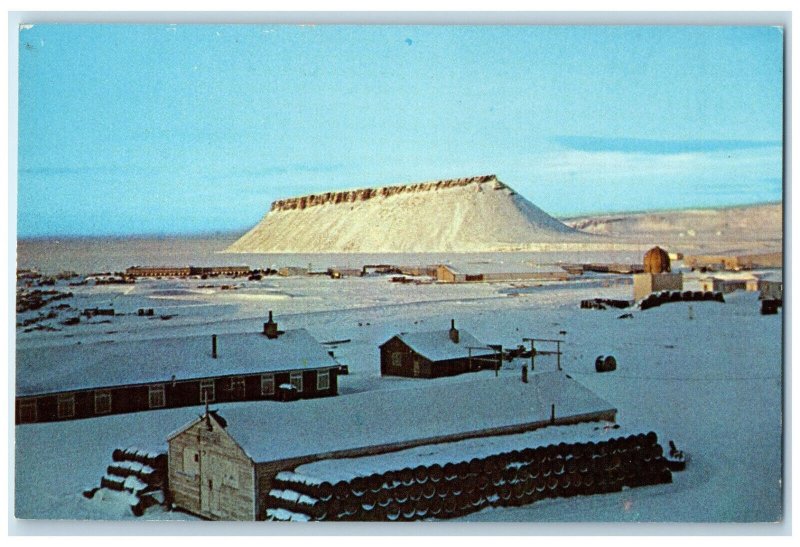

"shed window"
[200, 380, 215, 403]
[290, 371, 303, 393]
[317, 370, 330, 391]
[149, 385, 165, 408]
[57, 394, 75, 419]
[94, 391, 112, 415]
[260, 374, 275, 396]
[230, 377, 245, 399]
[18, 399, 37, 423]
[392, 352, 402, 367]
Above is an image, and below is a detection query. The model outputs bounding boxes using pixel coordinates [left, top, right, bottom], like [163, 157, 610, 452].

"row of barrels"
[112, 447, 168, 471]
[265, 432, 672, 521]
[84, 448, 170, 517]
[640, 290, 724, 310]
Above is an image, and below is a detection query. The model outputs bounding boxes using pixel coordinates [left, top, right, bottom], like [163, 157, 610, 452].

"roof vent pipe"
[263, 310, 278, 339]
[449, 319, 459, 344]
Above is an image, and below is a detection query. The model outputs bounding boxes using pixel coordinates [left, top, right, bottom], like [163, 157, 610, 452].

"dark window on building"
[149, 384, 166, 408]
[290, 371, 303, 393]
[317, 370, 330, 391]
[94, 391, 112, 414]
[392, 352, 402, 367]
[19, 399, 37, 423]
[200, 380, 215, 403]
[230, 377, 245, 399]
[261, 374, 275, 396]
[57, 394, 75, 419]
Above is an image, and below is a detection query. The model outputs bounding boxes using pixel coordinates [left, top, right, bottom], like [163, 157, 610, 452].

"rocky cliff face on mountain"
[227, 175, 590, 253]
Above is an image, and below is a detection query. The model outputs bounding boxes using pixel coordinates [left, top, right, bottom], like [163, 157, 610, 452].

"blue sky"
[17, 24, 783, 237]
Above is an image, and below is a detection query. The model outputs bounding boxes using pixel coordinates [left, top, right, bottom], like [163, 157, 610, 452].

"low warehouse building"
[15, 314, 340, 424]
[166, 371, 617, 520]
[436, 263, 569, 283]
[380, 320, 499, 378]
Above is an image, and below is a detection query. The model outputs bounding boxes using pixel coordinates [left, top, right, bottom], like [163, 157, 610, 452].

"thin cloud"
[553, 136, 782, 155]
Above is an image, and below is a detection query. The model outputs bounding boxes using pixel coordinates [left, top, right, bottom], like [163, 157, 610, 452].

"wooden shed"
[166, 371, 618, 520]
[16, 315, 340, 424]
[380, 320, 498, 378]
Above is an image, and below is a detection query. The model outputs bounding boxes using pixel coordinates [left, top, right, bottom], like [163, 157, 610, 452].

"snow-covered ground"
[13, 261, 782, 524]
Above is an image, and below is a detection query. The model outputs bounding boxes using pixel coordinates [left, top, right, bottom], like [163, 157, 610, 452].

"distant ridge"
[227, 175, 592, 253]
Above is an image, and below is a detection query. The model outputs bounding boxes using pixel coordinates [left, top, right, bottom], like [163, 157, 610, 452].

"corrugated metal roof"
[16, 329, 337, 397]
[394, 329, 494, 362]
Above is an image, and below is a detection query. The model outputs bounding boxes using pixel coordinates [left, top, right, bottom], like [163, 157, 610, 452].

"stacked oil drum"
[640, 290, 724, 310]
[264, 432, 672, 521]
[84, 447, 169, 516]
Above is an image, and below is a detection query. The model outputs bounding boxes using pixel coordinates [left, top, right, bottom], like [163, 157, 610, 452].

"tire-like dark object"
[334, 481, 351, 500]
[428, 464, 444, 483]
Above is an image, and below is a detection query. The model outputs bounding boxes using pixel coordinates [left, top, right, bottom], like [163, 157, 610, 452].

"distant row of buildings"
[126, 266, 251, 278]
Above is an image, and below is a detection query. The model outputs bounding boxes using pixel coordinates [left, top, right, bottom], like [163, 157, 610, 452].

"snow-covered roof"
[442, 262, 564, 276]
[190, 372, 615, 463]
[389, 329, 494, 362]
[16, 329, 338, 397]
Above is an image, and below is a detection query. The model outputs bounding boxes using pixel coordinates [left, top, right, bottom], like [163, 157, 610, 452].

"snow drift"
[227, 175, 590, 253]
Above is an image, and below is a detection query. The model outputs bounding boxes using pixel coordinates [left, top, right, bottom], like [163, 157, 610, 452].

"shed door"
[200, 451, 225, 517]
[413, 360, 420, 377]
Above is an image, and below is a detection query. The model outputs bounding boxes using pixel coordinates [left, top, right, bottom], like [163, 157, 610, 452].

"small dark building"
[380, 320, 498, 378]
[16, 314, 340, 424]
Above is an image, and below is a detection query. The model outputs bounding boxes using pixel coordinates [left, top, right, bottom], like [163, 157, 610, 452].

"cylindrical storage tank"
[435, 482, 451, 499]
[414, 465, 428, 484]
[366, 473, 384, 492]
[400, 501, 417, 521]
[377, 491, 393, 508]
[428, 497, 443, 517]
[399, 467, 414, 486]
[317, 482, 334, 502]
[334, 481, 351, 501]
[393, 485, 410, 504]
[468, 458, 482, 475]
[428, 464, 444, 483]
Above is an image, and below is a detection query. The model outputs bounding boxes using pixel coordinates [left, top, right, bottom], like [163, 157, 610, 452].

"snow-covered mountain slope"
[563, 203, 783, 254]
[227, 175, 591, 253]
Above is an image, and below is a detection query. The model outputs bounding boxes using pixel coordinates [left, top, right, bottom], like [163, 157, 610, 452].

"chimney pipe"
[449, 319, 459, 344]
[522, 365, 528, 383]
[263, 310, 278, 338]
[212, 334, 217, 359]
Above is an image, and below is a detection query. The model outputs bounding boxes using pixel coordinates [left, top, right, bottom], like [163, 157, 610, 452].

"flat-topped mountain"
[226, 175, 589, 253]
